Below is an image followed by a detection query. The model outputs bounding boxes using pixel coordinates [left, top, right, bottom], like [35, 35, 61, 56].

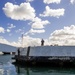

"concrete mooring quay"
[13, 46, 75, 67]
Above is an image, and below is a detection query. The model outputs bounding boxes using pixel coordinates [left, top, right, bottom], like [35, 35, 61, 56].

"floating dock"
[13, 46, 75, 67]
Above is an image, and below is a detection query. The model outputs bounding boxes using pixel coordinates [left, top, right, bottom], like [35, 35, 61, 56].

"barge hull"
[13, 56, 75, 67]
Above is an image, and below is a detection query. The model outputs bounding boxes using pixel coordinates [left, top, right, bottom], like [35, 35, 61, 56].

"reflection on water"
[15, 65, 75, 75]
[0, 62, 16, 75]
[0, 55, 17, 75]
[0, 55, 12, 64]
[1, 55, 75, 75]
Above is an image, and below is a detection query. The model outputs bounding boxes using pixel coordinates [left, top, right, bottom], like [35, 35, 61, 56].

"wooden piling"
[17, 48, 20, 57]
[26, 46, 30, 60]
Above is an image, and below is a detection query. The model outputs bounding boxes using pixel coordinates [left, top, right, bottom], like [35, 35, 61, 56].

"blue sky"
[0, 0, 75, 47]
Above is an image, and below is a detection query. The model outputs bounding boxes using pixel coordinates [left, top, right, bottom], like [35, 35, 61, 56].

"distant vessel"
[0, 43, 17, 55]
[3, 52, 10, 54]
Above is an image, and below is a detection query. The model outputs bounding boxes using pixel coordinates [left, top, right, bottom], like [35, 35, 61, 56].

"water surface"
[0, 55, 75, 75]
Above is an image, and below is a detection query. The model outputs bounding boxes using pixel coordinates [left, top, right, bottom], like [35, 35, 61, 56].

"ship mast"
[21, 34, 24, 48]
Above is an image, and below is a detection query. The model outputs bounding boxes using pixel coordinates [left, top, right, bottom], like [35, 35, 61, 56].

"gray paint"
[0, 43, 17, 52]
[29, 46, 75, 57]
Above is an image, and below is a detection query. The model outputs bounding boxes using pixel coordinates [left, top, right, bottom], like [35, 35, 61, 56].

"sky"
[0, 0, 75, 47]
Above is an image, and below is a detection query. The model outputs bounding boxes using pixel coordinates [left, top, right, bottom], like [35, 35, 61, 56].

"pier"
[13, 46, 75, 67]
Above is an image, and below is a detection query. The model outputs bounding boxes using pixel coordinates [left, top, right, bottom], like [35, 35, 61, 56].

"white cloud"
[40, 6, 65, 18]
[15, 29, 24, 34]
[21, 35, 41, 47]
[16, 29, 22, 33]
[20, 35, 51, 47]
[8, 24, 16, 29]
[0, 36, 21, 47]
[0, 35, 49, 47]
[3, 2, 35, 20]
[43, 0, 61, 4]
[25, 17, 50, 35]
[1, 25, 75, 47]
[10, 41, 21, 47]
[0, 35, 40, 47]
[26, 0, 34, 2]
[70, 0, 75, 4]
[0, 37, 10, 45]
[6, 29, 11, 32]
[25, 29, 45, 35]
[49, 25, 75, 46]
[32, 17, 50, 29]
[0, 27, 5, 33]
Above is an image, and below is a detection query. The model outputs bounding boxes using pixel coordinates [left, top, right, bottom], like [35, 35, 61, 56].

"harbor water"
[0, 54, 75, 75]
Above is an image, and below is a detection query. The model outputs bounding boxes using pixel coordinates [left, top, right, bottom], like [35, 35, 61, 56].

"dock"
[13, 46, 75, 67]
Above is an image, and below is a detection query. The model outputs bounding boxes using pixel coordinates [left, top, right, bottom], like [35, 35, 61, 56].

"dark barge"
[13, 46, 75, 67]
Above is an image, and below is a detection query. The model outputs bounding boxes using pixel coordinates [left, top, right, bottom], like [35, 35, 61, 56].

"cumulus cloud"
[16, 29, 22, 33]
[15, 28, 24, 34]
[19, 35, 51, 47]
[26, 0, 34, 2]
[6, 29, 11, 32]
[19, 35, 52, 47]
[49, 25, 75, 46]
[70, 0, 75, 4]
[40, 6, 65, 18]
[43, 0, 61, 4]
[8, 24, 16, 29]
[0, 35, 39, 47]
[0, 35, 50, 47]
[0, 35, 40, 47]
[1, 25, 75, 47]
[21, 35, 41, 47]
[32, 17, 50, 29]
[0, 27, 5, 33]
[25, 29, 45, 35]
[0, 36, 21, 47]
[10, 41, 21, 47]
[0, 26, 13, 33]
[0, 37, 10, 45]
[10, 36, 41, 47]
[3, 2, 50, 35]
[3, 2, 35, 20]
[25, 17, 50, 35]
